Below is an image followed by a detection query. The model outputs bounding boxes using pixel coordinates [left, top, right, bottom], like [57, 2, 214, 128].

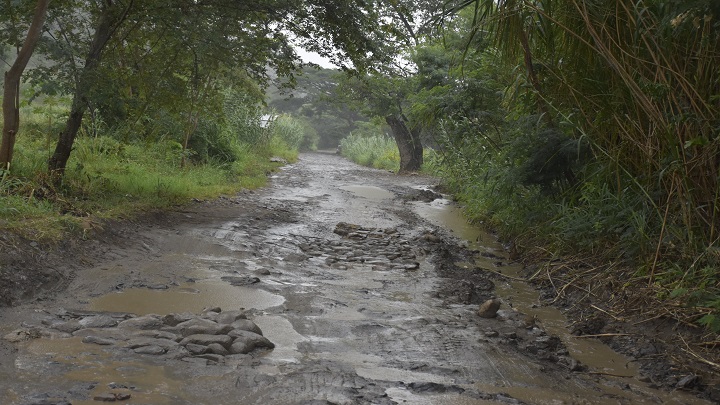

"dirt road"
[0, 152, 710, 404]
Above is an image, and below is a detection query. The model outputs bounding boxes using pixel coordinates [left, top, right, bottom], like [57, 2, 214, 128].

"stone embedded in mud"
[133, 329, 180, 341]
[175, 318, 233, 337]
[82, 335, 117, 346]
[207, 343, 230, 356]
[117, 315, 164, 330]
[477, 299, 501, 318]
[3, 328, 41, 342]
[230, 319, 263, 335]
[180, 334, 233, 348]
[51, 320, 84, 334]
[214, 310, 247, 324]
[162, 312, 194, 326]
[228, 329, 275, 354]
[221, 275, 261, 286]
[186, 343, 209, 355]
[126, 337, 178, 350]
[79, 315, 118, 329]
[134, 345, 166, 355]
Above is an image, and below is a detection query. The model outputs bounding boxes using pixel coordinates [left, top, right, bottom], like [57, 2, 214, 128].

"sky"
[295, 48, 337, 69]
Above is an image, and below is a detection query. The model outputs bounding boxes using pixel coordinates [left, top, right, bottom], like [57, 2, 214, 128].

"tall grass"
[339, 132, 400, 171]
[0, 94, 295, 241]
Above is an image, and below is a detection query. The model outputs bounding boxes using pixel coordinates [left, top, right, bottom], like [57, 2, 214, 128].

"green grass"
[339, 133, 400, 171]
[1, 106, 296, 242]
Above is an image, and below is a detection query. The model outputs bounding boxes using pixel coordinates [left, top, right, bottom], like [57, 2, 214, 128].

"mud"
[0, 152, 713, 404]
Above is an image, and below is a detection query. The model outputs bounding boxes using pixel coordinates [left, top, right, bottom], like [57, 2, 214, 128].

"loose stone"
[477, 299, 501, 318]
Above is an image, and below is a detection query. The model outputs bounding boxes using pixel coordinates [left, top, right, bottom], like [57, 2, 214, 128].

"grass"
[339, 133, 400, 171]
[1, 106, 296, 243]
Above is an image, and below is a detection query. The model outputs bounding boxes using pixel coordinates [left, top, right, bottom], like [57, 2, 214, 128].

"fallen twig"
[680, 336, 720, 370]
[584, 371, 634, 378]
[590, 304, 625, 322]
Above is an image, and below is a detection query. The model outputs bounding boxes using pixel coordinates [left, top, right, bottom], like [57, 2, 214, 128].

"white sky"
[295, 47, 337, 69]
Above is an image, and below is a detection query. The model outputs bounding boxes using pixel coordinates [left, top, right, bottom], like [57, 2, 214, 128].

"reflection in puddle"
[90, 280, 285, 315]
[340, 185, 394, 201]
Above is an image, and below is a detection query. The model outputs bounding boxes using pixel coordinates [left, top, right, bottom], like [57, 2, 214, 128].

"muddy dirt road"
[0, 152, 710, 404]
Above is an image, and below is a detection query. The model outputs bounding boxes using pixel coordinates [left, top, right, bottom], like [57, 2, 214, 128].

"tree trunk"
[385, 115, 422, 173]
[48, 2, 127, 183]
[0, 0, 50, 170]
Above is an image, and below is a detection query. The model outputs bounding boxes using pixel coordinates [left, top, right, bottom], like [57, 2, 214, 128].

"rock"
[477, 299, 501, 318]
[162, 313, 194, 326]
[39, 330, 73, 339]
[117, 315, 164, 330]
[79, 315, 118, 328]
[82, 336, 117, 346]
[484, 330, 500, 338]
[3, 328, 41, 342]
[676, 374, 699, 389]
[196, 353, 225, 363]
[134, 345, 166, 355]
[182, 357, 209, 366]
[230, 319, 263, 335]
[132, 330, 180, 341]
[175, 318, 233, 337]
[186, 343, 209, 355]
[93, 393, 131, 401]
[179, 334, 233, 348]
[228, 330, 275, 354]
[52, 320, 84, 333]
[207, 343, 230, 356]
[221, 275, 260, 286]
[214, 310, 247, 324]
[126, 337, 178, 350]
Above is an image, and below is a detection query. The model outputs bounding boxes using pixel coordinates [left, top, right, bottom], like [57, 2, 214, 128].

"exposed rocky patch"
[4, 306, 274, 365]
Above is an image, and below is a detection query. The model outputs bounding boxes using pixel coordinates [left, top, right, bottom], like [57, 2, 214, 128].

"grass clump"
[339, 121, 400, 171]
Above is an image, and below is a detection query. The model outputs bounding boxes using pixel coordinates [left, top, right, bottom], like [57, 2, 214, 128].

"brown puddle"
[412, 197, 709, 405]
[23, 337, 201, 405]
[90, 279, 285, 315]
[340, 185, 395, 200]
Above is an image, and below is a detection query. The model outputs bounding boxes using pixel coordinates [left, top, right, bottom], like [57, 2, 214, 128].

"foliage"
[339, 125, 399, 171]
[430, 0, 720, 330]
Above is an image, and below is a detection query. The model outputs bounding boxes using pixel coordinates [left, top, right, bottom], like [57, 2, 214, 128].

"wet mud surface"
[0, 152, 713, 404]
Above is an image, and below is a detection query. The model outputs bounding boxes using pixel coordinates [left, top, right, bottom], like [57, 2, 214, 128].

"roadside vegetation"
[0, 91, 304, 241]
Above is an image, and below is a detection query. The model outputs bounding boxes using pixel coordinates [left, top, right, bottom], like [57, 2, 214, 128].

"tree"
[335, 72, 423, 172]
[0, 0, 50, 170]
[28, 0, 395, 182]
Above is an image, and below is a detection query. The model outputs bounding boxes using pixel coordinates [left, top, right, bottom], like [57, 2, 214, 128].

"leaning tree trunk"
[385, 115, 422, 173]
[0, 0, 50, 170]
[48, 3, 125, 183]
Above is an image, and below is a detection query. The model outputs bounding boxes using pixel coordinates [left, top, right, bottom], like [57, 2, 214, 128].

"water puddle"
[412, 198, 708, 405]
[90, 280, 285, 315]
[340, 185, 394, 201]
[24, 337, 201, 405]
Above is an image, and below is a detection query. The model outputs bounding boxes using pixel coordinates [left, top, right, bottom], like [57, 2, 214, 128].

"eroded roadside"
[0, 152, 712, 404]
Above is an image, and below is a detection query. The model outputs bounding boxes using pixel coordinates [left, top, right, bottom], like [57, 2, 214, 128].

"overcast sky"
[295, 48, 337, 69]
